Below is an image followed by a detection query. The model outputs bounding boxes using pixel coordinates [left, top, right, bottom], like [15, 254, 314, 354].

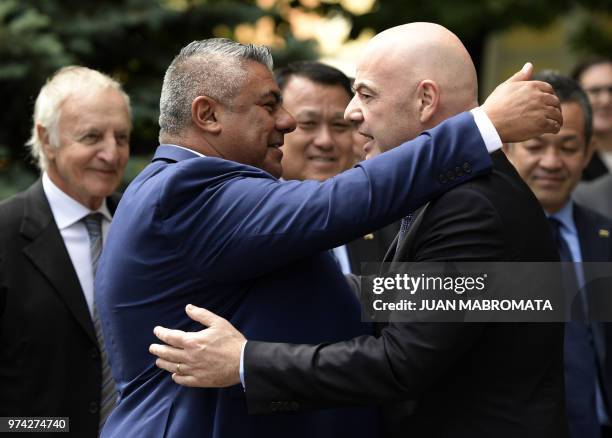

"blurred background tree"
[1, 0, 610, 199]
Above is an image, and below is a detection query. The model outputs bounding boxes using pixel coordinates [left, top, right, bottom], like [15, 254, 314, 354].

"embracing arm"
[170, 111, 492, 281]
[243, 187, 506, 412]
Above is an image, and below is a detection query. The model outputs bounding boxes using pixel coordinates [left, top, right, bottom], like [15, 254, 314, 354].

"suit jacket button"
[88, 401, 99, 414]
[438, 174, 448, 184]
[446, 170, 455, 180]
[290, 401, 300, 411]
[455, 166, 464, 177]
[463, 162, 472, 173]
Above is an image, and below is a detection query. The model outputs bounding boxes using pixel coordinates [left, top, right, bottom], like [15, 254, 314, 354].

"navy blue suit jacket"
[96, 112, 491, 437]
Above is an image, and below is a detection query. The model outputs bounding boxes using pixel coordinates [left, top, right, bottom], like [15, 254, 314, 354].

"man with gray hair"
[98, 36, 560, 437]
[0, 66, 131, 436]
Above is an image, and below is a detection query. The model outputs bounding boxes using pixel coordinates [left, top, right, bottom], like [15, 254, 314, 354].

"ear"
[191, 96, 222, 135]
[37, 125, 57, 161]
[416, 80, 440, 124]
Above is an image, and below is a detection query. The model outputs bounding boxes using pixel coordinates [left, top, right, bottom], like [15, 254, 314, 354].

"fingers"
[505, 62, 533, 83]
[156, 358, 188, 375]
[149, 343, 186, 363]
[185, 304, 221, 327]
[540, 91, 560, 108]
[153, 326, 189, 348]
[172, 374, 201, 388]
[530, 80, 554, 95]
[546, 106, 563, 129]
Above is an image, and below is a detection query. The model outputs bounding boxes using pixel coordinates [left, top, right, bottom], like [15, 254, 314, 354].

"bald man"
[149, 24, 567, 437]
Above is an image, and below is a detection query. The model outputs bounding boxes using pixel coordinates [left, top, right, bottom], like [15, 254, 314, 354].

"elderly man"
[149, 25, 567, 438]
[0, 66, 130, 436]
[276, 60, 398, 274]
[505, 71, 612, 438]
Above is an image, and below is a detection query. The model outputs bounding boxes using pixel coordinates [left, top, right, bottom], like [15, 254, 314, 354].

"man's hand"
[149, 304, 246, 387]
[482, 62, 563, 143]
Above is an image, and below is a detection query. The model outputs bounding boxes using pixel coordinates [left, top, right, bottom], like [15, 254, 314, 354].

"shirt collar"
[547, 199, 576, 233]
[42, 172, 112, 230]
[164, 144, 206, 157]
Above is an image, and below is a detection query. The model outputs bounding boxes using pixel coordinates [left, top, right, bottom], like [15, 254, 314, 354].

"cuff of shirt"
[240, 340, 247, 389]
[470, 107, 502, 153]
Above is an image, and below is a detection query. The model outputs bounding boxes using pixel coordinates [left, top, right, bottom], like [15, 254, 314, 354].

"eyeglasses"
[585, 85, 612, 98]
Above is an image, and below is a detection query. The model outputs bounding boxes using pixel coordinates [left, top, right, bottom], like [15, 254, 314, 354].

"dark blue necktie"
[396, 214, 413, 251]
[549, 217, 601, 437]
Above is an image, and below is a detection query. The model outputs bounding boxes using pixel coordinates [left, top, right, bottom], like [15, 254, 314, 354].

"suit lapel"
[20, 181, 97, 344]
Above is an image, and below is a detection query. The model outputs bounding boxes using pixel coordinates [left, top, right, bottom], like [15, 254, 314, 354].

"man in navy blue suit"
[505, 71, 612, 438]
[99, 35, 560, 437]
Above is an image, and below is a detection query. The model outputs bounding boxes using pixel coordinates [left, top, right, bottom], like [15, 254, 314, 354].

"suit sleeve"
[164, 112, 493, 281]
[244, 186, 508, 413]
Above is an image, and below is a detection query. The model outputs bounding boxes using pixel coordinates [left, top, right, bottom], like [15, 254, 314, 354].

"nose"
[313, 125, 335, 150]
[276, 106, 296, 134]
[539, 146, 563, 171]
[97, 135, 121, 166]
[344, 95, 363, 124]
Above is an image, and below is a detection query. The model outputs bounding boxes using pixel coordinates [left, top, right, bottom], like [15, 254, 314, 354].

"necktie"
[396, 214, 413, 251]
[82, 213, 117, 428]
[548, 217, 600, 436]
[548, 217, 583, 315]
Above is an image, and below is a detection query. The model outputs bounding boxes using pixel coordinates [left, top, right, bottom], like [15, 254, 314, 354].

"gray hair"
[27, 66, 131, 171]
[158, 38, 273, 138]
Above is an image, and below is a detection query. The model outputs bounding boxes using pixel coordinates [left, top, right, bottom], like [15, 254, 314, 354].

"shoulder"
[0, 186, 31, 227]
[574, 202, 612, 230]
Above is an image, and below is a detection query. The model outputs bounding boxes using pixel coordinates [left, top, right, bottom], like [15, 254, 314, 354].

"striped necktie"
[82, 213, 117, 428]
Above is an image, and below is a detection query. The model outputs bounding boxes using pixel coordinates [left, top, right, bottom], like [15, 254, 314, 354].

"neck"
[161, 132, 224, 159]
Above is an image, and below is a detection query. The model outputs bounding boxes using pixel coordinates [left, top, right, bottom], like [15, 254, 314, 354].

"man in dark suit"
[505, 71, 612, 438]
[0, 66, 131, 436]
[275, 60, 398, 274]
[149, 24, 567, 437]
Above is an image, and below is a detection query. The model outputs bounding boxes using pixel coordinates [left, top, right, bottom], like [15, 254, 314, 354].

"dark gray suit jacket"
[0, 180, 120, 437]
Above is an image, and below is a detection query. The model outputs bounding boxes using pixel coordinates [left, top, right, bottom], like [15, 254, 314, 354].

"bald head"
[371, 23, 477, 116]
[346, 22, 479, 156]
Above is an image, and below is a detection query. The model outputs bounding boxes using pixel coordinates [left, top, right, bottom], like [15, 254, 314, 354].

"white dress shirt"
[42, 172, 112, 317]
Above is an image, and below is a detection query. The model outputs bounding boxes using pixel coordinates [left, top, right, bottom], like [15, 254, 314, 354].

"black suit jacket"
[244, 151, 568, 438]
[0, 180, 120, 437]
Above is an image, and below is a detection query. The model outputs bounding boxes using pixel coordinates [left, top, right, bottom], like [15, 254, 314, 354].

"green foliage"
[1, 0, 610, 200]
[0, 0, 315, 200]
